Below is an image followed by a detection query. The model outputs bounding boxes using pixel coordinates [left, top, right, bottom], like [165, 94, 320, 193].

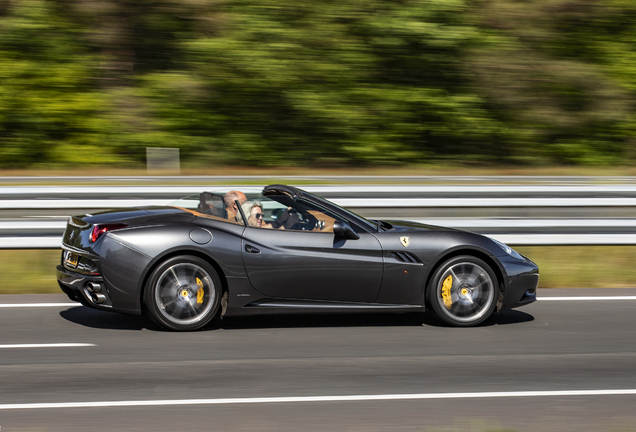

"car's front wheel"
[144, 255, 221, 331]
[427, 255, 498, 327]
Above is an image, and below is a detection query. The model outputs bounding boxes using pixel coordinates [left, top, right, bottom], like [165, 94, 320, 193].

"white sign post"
[146, 147, 180, 173]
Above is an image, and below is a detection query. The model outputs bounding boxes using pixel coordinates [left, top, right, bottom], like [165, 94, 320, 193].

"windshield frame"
[167, 186, 380, 233]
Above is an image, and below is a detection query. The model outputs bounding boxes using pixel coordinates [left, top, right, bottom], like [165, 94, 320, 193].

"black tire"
[427, 255, 498, 327]
[144, 255, 221, 331]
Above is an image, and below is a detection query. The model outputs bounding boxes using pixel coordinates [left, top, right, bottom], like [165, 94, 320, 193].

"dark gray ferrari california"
[57, 184, 538, 330]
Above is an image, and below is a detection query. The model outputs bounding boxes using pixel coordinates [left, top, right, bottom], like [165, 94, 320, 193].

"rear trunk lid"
[62, 216, 96, 251]
[62, 207, 193, 252]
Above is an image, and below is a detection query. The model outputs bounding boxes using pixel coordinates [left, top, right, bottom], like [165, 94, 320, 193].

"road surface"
[0, 288, 635, 431]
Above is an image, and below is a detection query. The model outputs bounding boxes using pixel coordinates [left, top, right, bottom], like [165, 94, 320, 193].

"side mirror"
[333, 220, 360, 240]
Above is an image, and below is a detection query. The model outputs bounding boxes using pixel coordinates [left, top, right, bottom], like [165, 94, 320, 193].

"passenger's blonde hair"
[238, 200, 263, 224]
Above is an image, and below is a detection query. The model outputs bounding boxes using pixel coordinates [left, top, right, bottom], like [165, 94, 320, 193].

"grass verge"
[3, 165, 636, 186]
[515, 246, 636, 288]
[0, 246, 635, 295]
[0, 249, 62, 294]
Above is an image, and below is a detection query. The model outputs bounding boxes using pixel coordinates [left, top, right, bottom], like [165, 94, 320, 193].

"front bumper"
[498, 255, 539, 311]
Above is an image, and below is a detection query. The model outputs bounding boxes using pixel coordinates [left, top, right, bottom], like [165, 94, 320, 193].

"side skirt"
[224, 298, 424, 316]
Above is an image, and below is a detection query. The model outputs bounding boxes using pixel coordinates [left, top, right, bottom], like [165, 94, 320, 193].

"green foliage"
[0, 0, 635, 167]
[466, 0, 636, 165]
[0, 0, 115, 167]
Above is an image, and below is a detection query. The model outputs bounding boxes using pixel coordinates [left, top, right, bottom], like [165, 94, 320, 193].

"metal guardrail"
[5, 184, 636, 193]
[2, 181, 636, 248]
[4, 197, 636, 209]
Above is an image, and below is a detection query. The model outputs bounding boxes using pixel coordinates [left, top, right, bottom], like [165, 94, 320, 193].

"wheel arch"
[138, 248, 229, 314]
[424, 248, 506, 310]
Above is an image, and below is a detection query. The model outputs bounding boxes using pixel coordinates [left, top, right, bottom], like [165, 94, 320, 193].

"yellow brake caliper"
[196, 277, 204, 304]
[441, 275, 453, 309]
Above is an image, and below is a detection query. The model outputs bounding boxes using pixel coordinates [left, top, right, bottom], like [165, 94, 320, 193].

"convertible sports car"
[57, 184, 538, 330]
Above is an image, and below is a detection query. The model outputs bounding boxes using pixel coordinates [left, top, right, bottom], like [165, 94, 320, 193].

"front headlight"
[492, 238, 524, 260]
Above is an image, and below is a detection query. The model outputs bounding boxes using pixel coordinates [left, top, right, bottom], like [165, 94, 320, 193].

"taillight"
[90, 224, 128, 243]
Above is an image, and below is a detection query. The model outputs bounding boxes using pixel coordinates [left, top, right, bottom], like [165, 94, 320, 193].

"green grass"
[0, 250, 61, 294]
[3, 165, 636, 186]
[515, 246, 636, 288]
[1, 246, 635, 295]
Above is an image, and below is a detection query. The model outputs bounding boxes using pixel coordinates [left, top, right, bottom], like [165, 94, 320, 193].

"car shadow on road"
[214, 312, 428, 330]
[59, 306, 161, 331]
[485, 309, 535, 326]
[211, 309, 534, 330]
[59, 306, 534, 331]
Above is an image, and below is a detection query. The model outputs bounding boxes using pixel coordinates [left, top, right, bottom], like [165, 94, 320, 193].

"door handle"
[245, 244, 261, 254]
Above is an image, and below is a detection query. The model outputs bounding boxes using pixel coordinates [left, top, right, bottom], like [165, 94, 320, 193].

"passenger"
[223, 190, 247, 221]
[240, 200, 274, 229]
[239, 200, 300, 230]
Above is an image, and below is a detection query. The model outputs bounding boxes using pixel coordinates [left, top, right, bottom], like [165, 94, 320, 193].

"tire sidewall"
[144, 255, 221, 331]
[427, 255, 498, 327]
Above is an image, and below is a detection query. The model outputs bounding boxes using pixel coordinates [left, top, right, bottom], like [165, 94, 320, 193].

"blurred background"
[2, 0, 636, 293]
[1, 0, 636, 170]
[3, 5, 636, 429]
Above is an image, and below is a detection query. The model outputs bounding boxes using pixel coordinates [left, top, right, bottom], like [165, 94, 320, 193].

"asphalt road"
[1, 289, 636, 431]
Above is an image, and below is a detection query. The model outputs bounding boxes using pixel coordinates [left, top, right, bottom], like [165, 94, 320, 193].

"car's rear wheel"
[144, 255, 221, 331]
[427, 255, 497, 327]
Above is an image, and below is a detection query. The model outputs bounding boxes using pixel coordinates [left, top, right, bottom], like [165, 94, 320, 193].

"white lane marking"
[540, 296, 636, 301]
[1, 389, 636, 410]
[0, 303, 79, 308]
[0, 343, 95, 349]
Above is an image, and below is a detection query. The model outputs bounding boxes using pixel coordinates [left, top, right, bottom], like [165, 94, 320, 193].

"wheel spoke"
[472, 280, 487, 296]
[448, 269, 460, 284]
[184, 299, 198, 317]
[170, 301, 184, 318]
[468, 267, 482, 285]
[162, 296, 177, 310]
[169, 267, 181, 285]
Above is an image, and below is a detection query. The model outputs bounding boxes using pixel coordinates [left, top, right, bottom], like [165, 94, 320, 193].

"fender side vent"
[389, 251, 422, 264]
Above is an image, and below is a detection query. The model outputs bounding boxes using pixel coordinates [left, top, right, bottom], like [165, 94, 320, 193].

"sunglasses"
[252, 212, 264, 219]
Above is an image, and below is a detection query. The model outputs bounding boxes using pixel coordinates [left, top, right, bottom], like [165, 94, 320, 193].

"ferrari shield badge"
[400, 236, 410, 247]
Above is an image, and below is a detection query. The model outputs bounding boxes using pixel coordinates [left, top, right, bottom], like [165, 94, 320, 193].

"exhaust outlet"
[91, 293, 107, 304]
[86, 282, 102, 293]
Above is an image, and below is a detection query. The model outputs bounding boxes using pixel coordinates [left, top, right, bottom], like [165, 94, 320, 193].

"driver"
[270, 207, 299, 229]
[223, 190, 247, 222]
